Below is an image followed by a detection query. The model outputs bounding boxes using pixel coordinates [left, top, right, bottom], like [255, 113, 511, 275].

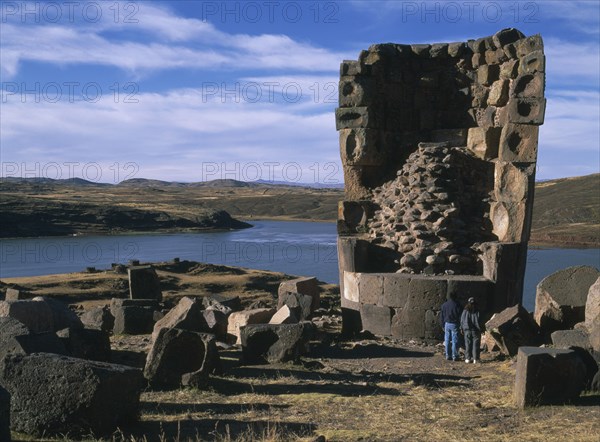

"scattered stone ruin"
[336, 28, 546, 340]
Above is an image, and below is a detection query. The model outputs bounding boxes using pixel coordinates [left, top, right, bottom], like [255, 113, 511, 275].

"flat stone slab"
[514, 347, 587, 407]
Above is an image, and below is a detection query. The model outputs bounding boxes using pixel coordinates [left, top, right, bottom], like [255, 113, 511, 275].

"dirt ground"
[3, 262, 600, 442]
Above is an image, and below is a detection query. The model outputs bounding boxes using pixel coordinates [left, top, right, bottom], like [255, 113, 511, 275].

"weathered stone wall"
[336, 29, 545, 340]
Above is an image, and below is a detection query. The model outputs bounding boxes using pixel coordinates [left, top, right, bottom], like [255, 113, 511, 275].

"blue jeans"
[444, 322, 460, 360]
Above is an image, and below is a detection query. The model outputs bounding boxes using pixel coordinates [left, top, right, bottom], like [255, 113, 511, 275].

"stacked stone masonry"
[336, 29, 545, 340]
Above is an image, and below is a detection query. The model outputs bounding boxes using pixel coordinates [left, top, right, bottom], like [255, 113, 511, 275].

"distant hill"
[1, 173, 597, 246]
[530, 173, 599, 247]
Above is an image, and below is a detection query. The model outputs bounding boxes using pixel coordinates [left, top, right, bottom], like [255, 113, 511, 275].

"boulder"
[128, 266, 162, 301]
[278, 291, 315, 321]
[0, 385, 9, 442]
[514, 347, 587, 407]
[551, 329, 592, 352]
[80, 306, 115, 333]
[201, 309, 228, 339]
[202, 294, 241, 312]
[151, 297, 203, 341]
[227, 308, 275, 345]
[585, 277, 600, 327]
[588, 316, 600, 353]
[113, 306, 156, 335]
[57, 327, 111, 362]
[0, 352, 144, 437]
[0, 300, 54, 333]
[0, 317, 66, 361]
[31, 297, 83, 332]
[144, 328, 220, 388]
[269, 305, 299, 325]
[534, 266, 600, 334]
[278, 277, 320, 317]
[485, 305, 540, 356]
[240, 322, 315, 364]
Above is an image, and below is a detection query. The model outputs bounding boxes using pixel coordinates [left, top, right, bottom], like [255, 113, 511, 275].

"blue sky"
[1, 0, 598, 184]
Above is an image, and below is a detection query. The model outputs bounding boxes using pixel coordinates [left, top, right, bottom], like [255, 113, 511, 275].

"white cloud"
[0, 88, 340, 183]
[0, 4, 349, 79]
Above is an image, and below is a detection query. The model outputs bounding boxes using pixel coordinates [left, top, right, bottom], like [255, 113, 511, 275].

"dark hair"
[465, 301, 476, 312]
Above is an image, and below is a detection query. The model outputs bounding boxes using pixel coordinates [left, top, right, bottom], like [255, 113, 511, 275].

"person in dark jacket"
[461, 297, 482, 363]
[440, 292, 462, 361]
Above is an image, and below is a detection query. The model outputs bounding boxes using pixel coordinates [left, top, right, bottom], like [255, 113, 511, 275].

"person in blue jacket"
[461, 297, 482, 363]
[440, 292, 463, 361]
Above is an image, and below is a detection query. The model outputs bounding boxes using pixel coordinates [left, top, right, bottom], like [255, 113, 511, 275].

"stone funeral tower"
[336, 29, 545, 340]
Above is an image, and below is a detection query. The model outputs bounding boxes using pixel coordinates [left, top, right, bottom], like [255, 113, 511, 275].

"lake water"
[1, 220, 598, 311]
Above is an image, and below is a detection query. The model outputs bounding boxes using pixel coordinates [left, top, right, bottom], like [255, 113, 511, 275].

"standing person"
[440, 292, 463, 361]
[461, 297, 482, 364]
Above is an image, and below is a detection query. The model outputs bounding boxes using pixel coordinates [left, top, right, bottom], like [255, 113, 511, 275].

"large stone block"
[0, 352, 143, 437]
[480, 242, 528, 310]
[269, 305, 299, 325]
[519, 50, 545, 74]
[342, 271, 360, 304]
[144, 328, 220, 388]
[338, 201, 373, 234]
[382, 274, 410, 307]
[516, 34, 543, 57]
[485, 305, 540, 356]
[408, 277, 448, 310]
[5, 288, 27, 301]
[510, 72, 544, 99]
[335, 106, 377, 130]
[342, 165, 378, 200]
[508, 98, 546, 125]
[227, 308, 275, 345]
[467, 127, 502, 160]
[499, 124, 539, 162]
[33, 297, 83, 332]
[202, 294, 241, 312]
[339, 76, 374, 108]
[57, 327, 111, 362]
[551, 329, 593, 352]
[339, 128, 386, 166]
[240, 322, 315, 364]
[278, 277, 320, 315]
[446, 276, 494, 313]
[514, 347, 586, 407]
[585, 277, 600, 327]
[477, 64, 500, 86]
[0, 317, 67, 362]
[488, 79, 509, 106]
[152, 296, 203, 341]
[500, 59, 519, 80]
[80, 306, 115, 333]
[0, 300, 53, 334]
[360, 303, 391, 335]
[128, 266, 162, 301]
[113, 306, 156, 335]
[534, 266, 600, 334]
[358, 273, 384, 305]
[494, 161, 535, 203]
[340, 60, 364, 77]
[493, 28, 525, 48]
[490, 201, 532, 243]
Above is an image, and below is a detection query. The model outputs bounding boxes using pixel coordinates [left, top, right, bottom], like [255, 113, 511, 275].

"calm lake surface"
[1, 220, 598, 311]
